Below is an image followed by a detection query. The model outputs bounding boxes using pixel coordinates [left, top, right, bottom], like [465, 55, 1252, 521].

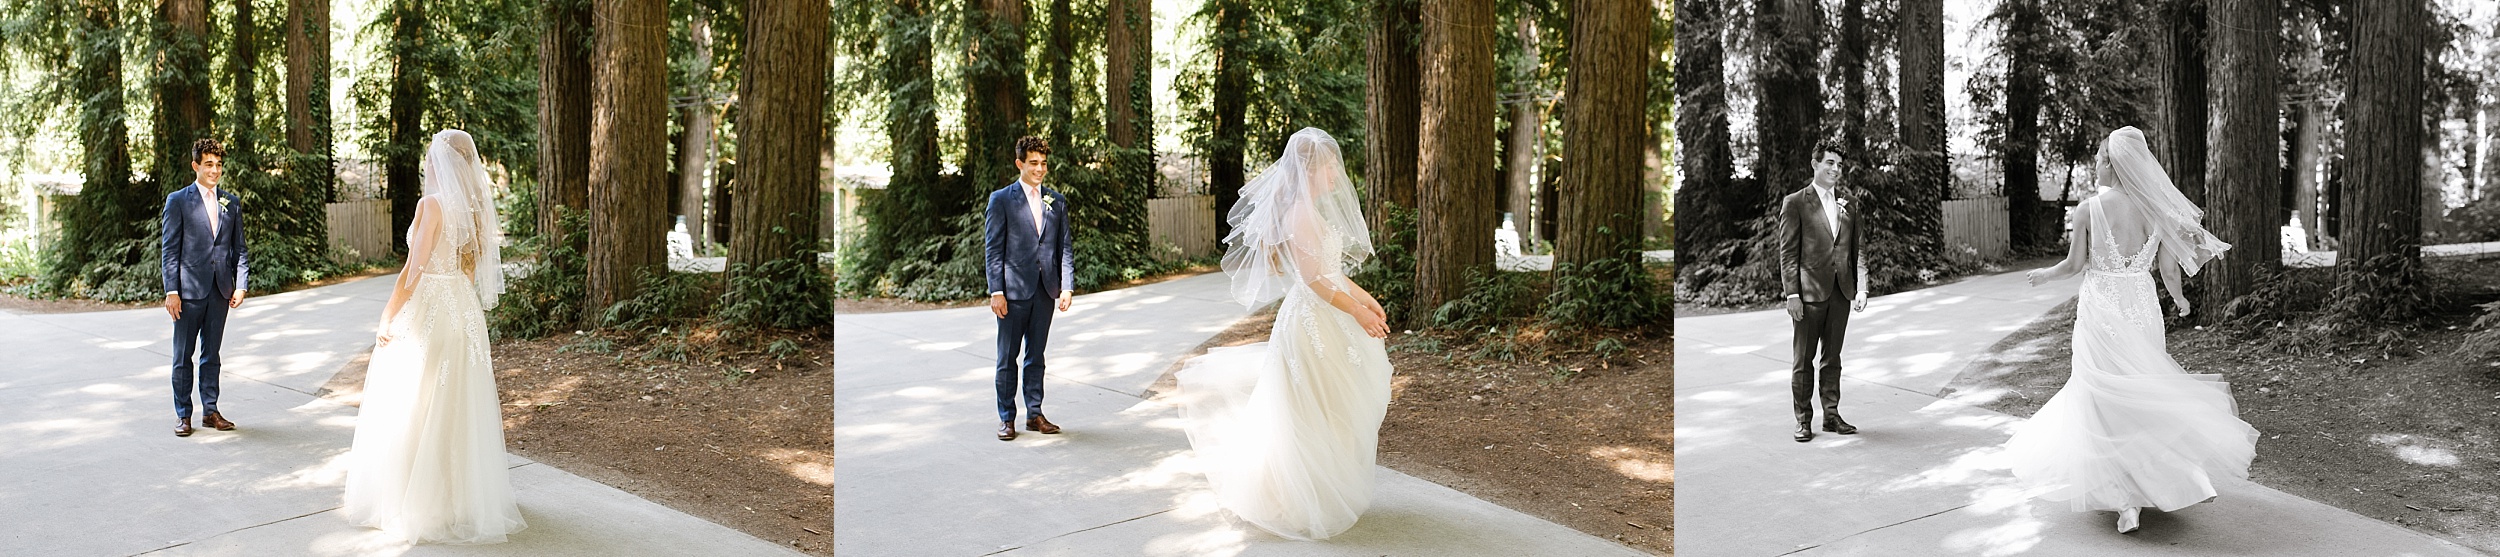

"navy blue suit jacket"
[161, 184, 251, 301]
[984, 181, 1073, 301]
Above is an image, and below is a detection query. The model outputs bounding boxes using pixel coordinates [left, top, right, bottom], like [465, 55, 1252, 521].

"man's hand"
[990, 294, 1009, 319]
[1056, 291, 1072, 312]
[2025, 269, 2047, 287]
[165, 293, 182, 321]
[1785, 296, 1803, 322]
[228, 291, 245, 309]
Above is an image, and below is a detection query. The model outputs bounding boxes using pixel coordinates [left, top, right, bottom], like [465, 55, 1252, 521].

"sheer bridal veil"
[2101, 126, 2230, 275]
[1221, 128, 1374, 308]
[422, 129, 506, 308]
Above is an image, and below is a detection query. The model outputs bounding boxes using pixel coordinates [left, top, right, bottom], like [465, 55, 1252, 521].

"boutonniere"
[217, 196, 231, 211]
[1039, 193, 1056, 210]
[1834, 197, 1849, 212]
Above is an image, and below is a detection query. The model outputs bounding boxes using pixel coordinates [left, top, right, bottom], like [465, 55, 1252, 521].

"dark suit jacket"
[984, 181, 1073, 301]
[1778, 185, 1860, 303]
[160, 184, 251, 301]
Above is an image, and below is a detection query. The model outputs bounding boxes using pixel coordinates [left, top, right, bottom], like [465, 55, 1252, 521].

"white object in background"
[2280, 216, 2310, 254]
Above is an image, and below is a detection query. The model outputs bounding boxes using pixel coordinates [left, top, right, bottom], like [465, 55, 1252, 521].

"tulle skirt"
[1172, 290, 1394, 540]
[342, 273, 526, 544]
[2003, 270, 2259, 512]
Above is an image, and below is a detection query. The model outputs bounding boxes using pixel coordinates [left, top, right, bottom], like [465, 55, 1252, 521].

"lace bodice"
[2088, 197, 2159, 275]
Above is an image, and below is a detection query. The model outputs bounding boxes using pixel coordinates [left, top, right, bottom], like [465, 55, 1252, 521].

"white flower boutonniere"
[217, 196, 232, 211]
[1833, 197, 1848, 213]
[1039, 193, 1056, 210]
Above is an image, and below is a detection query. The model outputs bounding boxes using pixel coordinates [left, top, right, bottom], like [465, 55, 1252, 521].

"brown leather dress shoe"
[1026, 415, 1061, 434]
[175, 418, 195, 437]
[997, 421, 1018, 441]
[203, 412, 236, 431]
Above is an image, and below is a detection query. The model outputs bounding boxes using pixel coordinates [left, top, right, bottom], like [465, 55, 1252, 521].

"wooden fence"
[326, 200, 392, 261]
[1148, 195, 1220, 262]
[1942, 195, 2010, 260]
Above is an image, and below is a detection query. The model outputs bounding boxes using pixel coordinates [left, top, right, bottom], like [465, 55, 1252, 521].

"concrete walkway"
[1674, 269, 2489, 557]
[834, 273, 1649, 556]
[0, 276, 804, 556]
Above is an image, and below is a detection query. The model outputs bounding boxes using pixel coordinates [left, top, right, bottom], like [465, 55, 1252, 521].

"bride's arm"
[2029, 204, 2091, 285]
[378, 199, 443, 343]
[2157, 248, 2190, 316]
[1282, 210, 1389, 337]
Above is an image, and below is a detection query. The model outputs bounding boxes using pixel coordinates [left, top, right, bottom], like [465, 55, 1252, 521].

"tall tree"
[156, 0, 212, 188]
[2147, 0, 2206, 205]
[1753, 0, 1821, 211]
[1043, 0, 1073, 150]
[2338, 0, 2424, 296]
[2201, 0, 2277, 313]
[1897, 0, 1946, 256]
[284, 0, 329, 164]
[1413, 0, 1493, 326]
[871, 0, 939, 274]
[677, 7, 716, 254]
[587, 0, 668, 310]
[1502, 13, 1543, 247]
[382, 0, 425, 253]
[962, 0, 1030, 194]
[1553, 0, 1655, 327]
[725, 0, 831, 327]
[225, 0, 260, 186]
[46, 0, 138, 292]
[1363, 0, 1420, 240]
[1833, 0, 1868, 158]
[2000, 0, 2044, 251]
[1102, 0, 1153, 262]
[1672, 0, 1736, 277]
[1206, 0, 1247, 239]
[538, 0, 593, 249]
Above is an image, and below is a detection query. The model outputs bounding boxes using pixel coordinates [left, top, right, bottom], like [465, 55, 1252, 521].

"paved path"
[0, 276, 805, 556]
[1674, 269, 2489, 557]
[834, 273, 1650, 556]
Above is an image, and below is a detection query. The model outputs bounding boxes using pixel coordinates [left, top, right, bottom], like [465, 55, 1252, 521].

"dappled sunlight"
[1878, 445, 2014, 492]
[2369, 433, 2463, 467]
[756, 447, 833, 486]
[1587, 446, 1671, 483]
[100, 338, 158, 350]
[297, 524, 419, 556]
[1079, 450, 1202, 496]
[1138, 522, 1250, 557]
[262, 450, 353, 491]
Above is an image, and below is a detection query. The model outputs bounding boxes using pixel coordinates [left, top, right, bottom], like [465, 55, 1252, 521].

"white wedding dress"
[1174, 233, 1394, 540]
[342, 132, 523, 544]
[2002, 194, 2259, 512]
[1172, 128, 1393, 540]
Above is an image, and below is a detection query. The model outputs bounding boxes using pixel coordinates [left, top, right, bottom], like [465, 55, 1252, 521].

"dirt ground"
[323, 329, 834, 555]
[1150, 309, 1672, 555]
[1942, 258, 2500, 554]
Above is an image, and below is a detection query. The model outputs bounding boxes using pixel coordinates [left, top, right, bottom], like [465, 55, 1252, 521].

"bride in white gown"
[2009, 126, 2259, 534]
[341, 129, 525, 544]
[1172, 128, 1395, 540]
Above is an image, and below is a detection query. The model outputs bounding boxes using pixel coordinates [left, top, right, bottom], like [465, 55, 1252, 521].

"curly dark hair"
[1814, 138, 1847, 164]
[191, 138, 226, 163]
[1014, 136, 1050, 162]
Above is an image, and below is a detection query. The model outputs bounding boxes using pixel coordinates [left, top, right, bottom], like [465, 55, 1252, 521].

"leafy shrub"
[490, 207, 589, 339]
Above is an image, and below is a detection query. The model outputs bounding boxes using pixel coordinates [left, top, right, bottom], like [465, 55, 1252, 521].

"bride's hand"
[2175, 297, 2193, 317]
[1353, 307, 1389, 339]
[2025, 269, 2045, 287]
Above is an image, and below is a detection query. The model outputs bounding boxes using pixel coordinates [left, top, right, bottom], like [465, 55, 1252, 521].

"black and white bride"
[1170, 127, 1395, 540]
[341, 129, 525, 544]
[2008, 126, 2260, 534]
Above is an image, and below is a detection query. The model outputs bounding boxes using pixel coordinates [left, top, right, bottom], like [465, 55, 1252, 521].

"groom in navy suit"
[162, 139, 250, 437]
[985, 136, 1073, 441]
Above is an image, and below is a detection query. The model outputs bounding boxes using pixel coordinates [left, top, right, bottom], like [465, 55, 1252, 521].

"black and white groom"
[1780, 141, 1864, 443]
[162, 138, 249, 437]
[985, 136, 1073, 441]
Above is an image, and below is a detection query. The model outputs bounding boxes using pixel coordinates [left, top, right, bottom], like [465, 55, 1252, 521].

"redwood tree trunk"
[1363, 0, 1421, 240]
[1555, 0, 1648, 274]
[538, 0, 594, 246]
[2003, 0, 2043, 251]
[727, 0, 831, 303]
[2293, 100, 2322, 249]
[1413, 0, 1494, 326]
[1897, 0, 1946, 252]
[2201, 0, 2279, 314]
[880, 0, 940, 270]
[1503, 15, 1543, 248]
[1105, 0, 1147, 150]
[962, 0, 1029, 193]
[1672, 0, 1736, 275]
[677, 9, 715, 254]
[384, 0, 424, 254]
[587, 0, 669, 310]
[2149, 0, 2208, 205]
[1834, 0, 1868, 158]
[1208, 0, 1248, 239]
[1752, 0, 1821, 214]
[283, 0, 328, 169]
[156, 0, 212, 189]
